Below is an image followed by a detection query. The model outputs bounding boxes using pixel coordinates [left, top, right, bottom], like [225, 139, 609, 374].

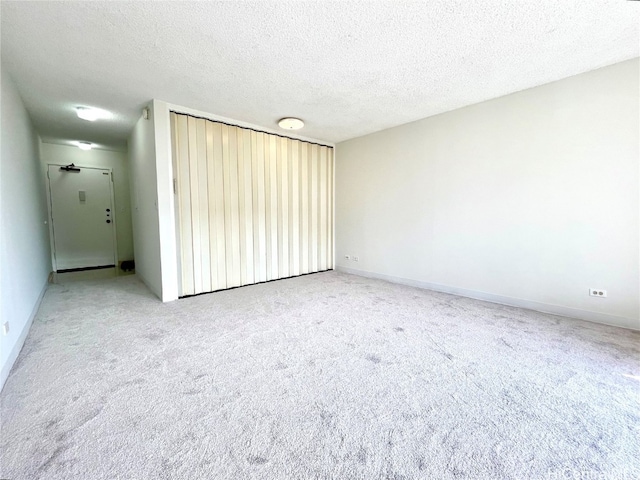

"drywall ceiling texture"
[1, 1, 638, 150]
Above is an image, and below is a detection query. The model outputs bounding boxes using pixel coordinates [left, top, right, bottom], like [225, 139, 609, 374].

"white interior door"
[47, 165, 117, 271]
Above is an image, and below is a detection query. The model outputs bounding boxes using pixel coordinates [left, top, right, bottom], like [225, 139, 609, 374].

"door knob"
[106, 220, 111, 223]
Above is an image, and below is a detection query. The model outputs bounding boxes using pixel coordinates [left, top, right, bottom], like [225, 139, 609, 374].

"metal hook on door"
[60, 163, 81, 172]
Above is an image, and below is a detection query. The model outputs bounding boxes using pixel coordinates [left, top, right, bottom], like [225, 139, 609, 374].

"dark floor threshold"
[179, 269, 334, 299]
[56, 265, 115, 273]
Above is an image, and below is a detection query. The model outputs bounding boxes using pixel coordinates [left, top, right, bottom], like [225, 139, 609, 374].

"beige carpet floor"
[1, 271, 639, 479]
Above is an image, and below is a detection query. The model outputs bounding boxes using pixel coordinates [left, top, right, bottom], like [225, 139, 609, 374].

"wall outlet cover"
[589, 289, 607, 298]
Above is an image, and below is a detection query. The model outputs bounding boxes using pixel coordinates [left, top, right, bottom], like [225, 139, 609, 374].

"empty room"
[1, 1, 638, 479]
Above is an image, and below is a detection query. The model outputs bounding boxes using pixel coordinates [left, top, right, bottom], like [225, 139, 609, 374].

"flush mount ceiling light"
[76, 107, 101, 121]
[278, 117, 304, 130]
[75, 141, 92, 150]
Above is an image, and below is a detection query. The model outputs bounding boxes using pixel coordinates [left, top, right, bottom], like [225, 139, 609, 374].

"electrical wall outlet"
[344, 255, 351, 260]
[353, 256, 359, 262]
[589, 289, 607, 298]
[2, 322, 9, 336]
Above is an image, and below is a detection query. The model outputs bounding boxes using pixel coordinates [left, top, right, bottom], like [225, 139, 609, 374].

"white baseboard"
[0, 281, 48, 391]
[336, 266, 639, 331]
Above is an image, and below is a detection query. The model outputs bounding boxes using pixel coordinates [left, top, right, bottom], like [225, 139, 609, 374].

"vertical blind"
[171, 112, 334, 296]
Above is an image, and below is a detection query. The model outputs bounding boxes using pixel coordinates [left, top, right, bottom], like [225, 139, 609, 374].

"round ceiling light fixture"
[75, 141, 93, 150]
[278, 117, 304, 130]
[76, 106, 113, 122]
[76, 107, 100, 121]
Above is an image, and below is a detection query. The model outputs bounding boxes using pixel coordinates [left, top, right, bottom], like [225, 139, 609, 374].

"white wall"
[128, 104, 163, 299]
[151, 100, 179, 302]
[336, 59, 639, 330]
[39, 142, 134, 264]
[0, 68, 51, 389]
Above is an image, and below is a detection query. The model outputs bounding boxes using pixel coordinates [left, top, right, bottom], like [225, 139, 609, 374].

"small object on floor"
[120, 260, 135, 272]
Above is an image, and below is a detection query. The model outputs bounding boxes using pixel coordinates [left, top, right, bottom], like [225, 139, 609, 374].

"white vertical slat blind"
[171, 113, 334, 296]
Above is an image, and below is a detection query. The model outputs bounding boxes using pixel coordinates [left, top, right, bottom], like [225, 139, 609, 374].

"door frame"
[45, 163, 119, 272]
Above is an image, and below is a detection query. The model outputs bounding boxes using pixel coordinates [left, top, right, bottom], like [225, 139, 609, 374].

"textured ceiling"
[1, 1, 638, 151]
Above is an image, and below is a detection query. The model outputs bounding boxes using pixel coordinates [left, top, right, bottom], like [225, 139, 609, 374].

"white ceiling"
[1, 1, 638, 151]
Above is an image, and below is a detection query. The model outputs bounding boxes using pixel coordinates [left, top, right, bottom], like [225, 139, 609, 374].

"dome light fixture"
[278, 117, 304, 130]
[76, 107, 100, 121]
[76, 141, 93, 150]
